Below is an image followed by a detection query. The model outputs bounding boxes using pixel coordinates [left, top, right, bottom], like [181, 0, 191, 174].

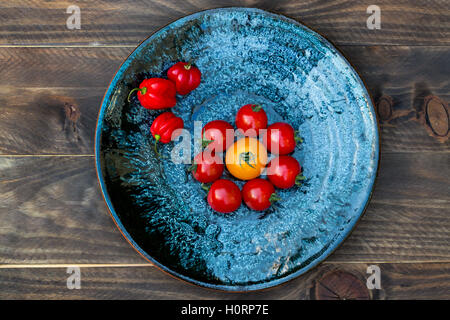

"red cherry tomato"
[207, 179, 242, 213]
[150, 112, 183, 143]
[190, 151, 224, 183]
[202, 120, 234, 153]
[150, 112, 183, 157]
[267, 156, 304, 189]
[264, 122, 301, 155]
[242, 178, 280, 211]
[167, 62, 202, 95]
[235, 104, 268, 137]
[128, 78, 177, 109]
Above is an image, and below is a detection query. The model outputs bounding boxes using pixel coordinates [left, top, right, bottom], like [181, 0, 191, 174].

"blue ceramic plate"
[96, 8, 379, 291]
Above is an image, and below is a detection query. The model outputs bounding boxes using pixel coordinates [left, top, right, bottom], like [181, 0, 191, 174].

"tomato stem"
[295, 174, 306, 186]
[201, 128, 214, 149]
[294, 130, 303, 144]
[251, 104, 262, 112]
[201, 138, 214, 149]
[187, 163, 197, 173]
[201, 183, 211, 192]
[127, 87, 147, 102]
[269, 193, 281, 204]
[153, 134, 161, 158]
[184, 62, 192, 70]
[239, 152, 256, 168]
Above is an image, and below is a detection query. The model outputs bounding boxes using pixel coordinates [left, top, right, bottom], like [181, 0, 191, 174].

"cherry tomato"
[225, 137, 268, 180]
[202, 120, 234, 153]
[207, 179, 242, 213]
[167, 62, 202, 95]
[150, 112, 184, 157]
[267, 156, 304, 189]
[263, 122, 302, 155]
[190, 151, 224, 183]
[242, 178, 280, 211]
[150, 112, 184, 143]
[235, 104, 268, 137]
[128, 78, 176, 109]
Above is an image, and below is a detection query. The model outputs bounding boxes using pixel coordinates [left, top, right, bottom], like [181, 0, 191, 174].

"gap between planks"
[0, 264, 153, 269]
[0, 44, 450, 48]
[0, 45, 136, 48]
[1, 261, 449, 269]
[0, 154, 95, 157]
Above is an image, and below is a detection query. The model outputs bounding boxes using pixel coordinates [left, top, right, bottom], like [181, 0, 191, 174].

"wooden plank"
[329, 151, 450, 262]
[0, 154, 448, 264]
[0, 87, 99, 155]
[0, 0, 448, 46]
[0, 263, 448, 299]
[0, 47, 129, 88]
[1, 46, 449, 90]
[0, 46, 448, 155]
[0, 156, 145, 264]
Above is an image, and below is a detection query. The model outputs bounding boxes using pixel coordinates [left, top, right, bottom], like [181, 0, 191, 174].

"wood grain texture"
[1, 46, 449, 90]
[0, 0, 449, 300]
[0, 0, 448, 46]
[0, 87, 99, 155]
[339, 45, 450, 153]
[0, 46, 448, 155]
[0, 156, 144, 264]
[329, 151, 450, 262]
[0, 154, 448, 264]
[0, 47, 129, 88]
[0, 263, 448, 299]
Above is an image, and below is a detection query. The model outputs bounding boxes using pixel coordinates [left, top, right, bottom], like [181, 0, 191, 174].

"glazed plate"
[96, 8, 379, 291]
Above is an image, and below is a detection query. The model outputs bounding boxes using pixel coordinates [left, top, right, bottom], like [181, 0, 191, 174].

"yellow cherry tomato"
[225, 137, 268, 180]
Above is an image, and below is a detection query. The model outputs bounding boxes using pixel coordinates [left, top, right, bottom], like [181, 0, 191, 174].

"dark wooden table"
[0, 0, 449, 300]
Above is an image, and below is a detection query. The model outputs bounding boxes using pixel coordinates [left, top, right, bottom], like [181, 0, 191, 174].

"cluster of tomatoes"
[193, 105, 304, 213]
[128, 62, 201, 154]
[129, 62, 304, 214]
[128, 62, 201, 109]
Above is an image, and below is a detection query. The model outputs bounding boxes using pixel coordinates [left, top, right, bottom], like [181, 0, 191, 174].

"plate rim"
[94, 7, 380, 292]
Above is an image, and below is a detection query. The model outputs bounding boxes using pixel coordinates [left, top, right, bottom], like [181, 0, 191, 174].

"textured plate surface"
[96, 8, 379, 291]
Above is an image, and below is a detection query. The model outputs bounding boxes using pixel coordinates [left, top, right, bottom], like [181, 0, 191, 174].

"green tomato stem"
[201, 183, 211, 192]
[269, 193, 281, 204]
[251, 104, 262, 112]
[295, 174, 306, 186]
[294, 130, 303, 144]
[127, 87, 147, 102]
[202, 138, 214, 149]
[153, 134, 161, 158]
[239, 152, 256, 168]
[201, 128, 214, 149]
[187, 163, 197, 173]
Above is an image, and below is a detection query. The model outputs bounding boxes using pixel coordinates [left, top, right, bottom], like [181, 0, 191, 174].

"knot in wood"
[313, 270, 370, 300]
[64, 102, 81, 124]
[420, 96, 449, 142]
[376, 95, 393, 121]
